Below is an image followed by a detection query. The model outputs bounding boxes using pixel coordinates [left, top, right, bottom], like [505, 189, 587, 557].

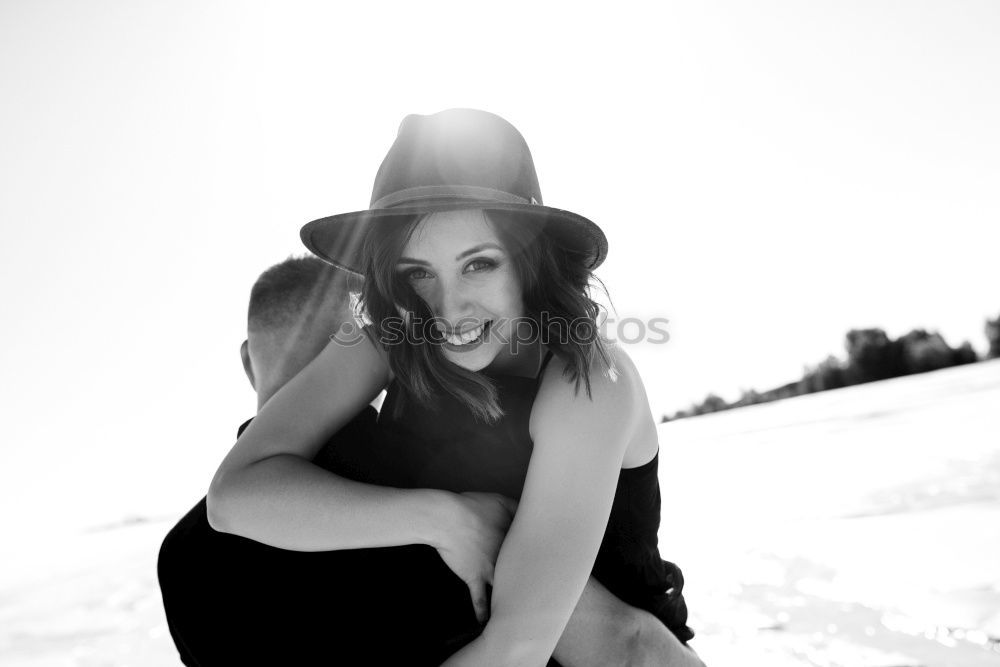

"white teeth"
[446, 322, 486, 346]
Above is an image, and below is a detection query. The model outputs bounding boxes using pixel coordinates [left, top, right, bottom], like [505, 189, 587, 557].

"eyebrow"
[397, 243, 504, 266]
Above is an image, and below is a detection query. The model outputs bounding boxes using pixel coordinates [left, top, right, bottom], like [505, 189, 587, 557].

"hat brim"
[300, 201, 608, 277]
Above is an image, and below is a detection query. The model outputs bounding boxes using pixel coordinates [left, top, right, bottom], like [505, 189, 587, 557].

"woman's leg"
[555, 577, 706, 667]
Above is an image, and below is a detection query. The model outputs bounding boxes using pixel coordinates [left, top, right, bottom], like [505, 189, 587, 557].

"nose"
[428, 276, 476, 332]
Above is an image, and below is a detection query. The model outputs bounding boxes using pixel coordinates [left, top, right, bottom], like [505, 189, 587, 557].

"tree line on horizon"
[661, 311, 1000, 423]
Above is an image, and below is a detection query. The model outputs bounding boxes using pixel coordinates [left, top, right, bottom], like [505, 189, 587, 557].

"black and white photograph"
[1, 2, 998, 665]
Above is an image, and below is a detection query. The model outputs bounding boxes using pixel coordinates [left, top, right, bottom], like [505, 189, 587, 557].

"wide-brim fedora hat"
[300, 108, 608, 277]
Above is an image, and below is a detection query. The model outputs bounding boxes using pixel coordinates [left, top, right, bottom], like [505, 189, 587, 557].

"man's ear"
[240, 339, 255, 390]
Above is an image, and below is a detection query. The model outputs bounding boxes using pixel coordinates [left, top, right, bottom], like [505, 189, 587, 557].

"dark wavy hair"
[358, 210, 613, 423]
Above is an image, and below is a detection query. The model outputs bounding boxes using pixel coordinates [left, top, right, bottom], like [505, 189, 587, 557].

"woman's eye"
[465, 258, 496, 273]
[405, 268, 430, 281]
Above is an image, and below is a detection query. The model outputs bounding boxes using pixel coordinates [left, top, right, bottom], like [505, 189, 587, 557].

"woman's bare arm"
[441, 344, 643, 666]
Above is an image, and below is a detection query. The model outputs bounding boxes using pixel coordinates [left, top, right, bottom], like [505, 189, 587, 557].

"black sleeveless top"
[368, 350, 695, 644]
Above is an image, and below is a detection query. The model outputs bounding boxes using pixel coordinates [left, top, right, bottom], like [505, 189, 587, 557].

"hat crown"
[301, 108, 608, 276]
[370, 109, 543, 209]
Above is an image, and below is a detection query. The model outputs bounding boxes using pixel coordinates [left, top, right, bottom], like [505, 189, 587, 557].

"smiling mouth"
[443, 321, 491, 346]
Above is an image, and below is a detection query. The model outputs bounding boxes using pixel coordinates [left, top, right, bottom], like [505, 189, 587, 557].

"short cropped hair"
[248, 255, 356, 334]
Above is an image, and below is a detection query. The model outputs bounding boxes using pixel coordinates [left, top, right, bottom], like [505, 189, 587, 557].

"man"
[158, 256, 682, 666]
[158, 255, 388, 665]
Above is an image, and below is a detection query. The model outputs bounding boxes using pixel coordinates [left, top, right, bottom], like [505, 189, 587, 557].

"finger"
[498, 495, 518, 515]
[467, 579, 490, 625]
[487, 492, 514, 508]
[496, 512, 514, 530]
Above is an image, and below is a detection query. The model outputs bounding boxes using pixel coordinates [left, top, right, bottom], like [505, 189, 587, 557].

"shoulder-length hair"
[358, 209, 613, 423]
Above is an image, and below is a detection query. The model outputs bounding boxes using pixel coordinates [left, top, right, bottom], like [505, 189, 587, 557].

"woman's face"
[396, 209, 525, 372]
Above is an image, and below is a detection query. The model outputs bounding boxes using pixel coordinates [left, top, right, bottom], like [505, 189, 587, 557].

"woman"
[208, 109, 701, 666]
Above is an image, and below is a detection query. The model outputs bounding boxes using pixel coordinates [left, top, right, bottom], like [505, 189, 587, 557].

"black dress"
[360, 349, 695, 644]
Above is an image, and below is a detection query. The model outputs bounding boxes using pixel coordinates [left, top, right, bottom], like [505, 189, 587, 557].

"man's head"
[241, 255, 358, 408]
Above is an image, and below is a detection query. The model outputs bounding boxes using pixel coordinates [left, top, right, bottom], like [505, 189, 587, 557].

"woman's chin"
[442, 344, 500, 372]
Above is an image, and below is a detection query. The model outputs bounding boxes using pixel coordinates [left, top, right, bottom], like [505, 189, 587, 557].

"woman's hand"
[435, 492, 518, 625]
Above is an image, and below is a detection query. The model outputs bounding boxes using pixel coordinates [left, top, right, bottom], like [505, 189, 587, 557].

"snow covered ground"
[2, 359, 999, 666]
[665, 358, 1000, 666]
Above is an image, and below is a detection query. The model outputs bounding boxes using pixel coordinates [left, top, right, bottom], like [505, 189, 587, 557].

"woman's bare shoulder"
[539, 341, 645, 397]
[529, 342, 645, 440]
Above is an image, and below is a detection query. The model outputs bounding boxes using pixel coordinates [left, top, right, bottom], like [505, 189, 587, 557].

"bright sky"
[2, 0, 998, 535]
